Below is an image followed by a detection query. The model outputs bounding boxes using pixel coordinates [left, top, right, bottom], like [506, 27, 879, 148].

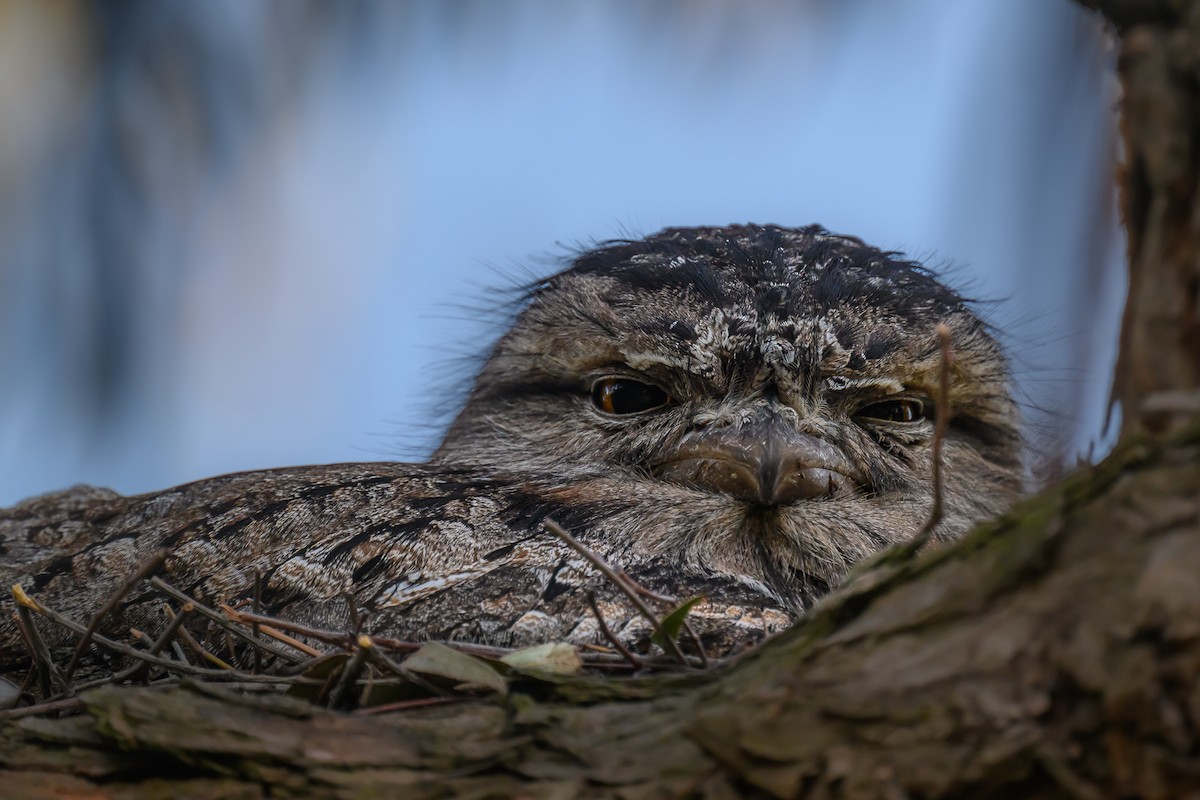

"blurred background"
[0, 0, 1123, 505]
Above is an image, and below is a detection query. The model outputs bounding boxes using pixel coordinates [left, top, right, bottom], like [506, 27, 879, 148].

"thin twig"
[586, 591, 644, 669]
[15, 587, 274, 682]
[616, 574, 709, 667]
[64, 548, 170, 685]
[912, 324, 955, 548]
[169, 639, 192, 666]
[390, 641, 665, 671]
[242, 621, 323, 658]
[575, 660, 638, 671]
[13, 599, 62, 697]
[679, 619, 709, 668]
[251, 571, 263, 674]
[0, 696, 84, 720]
[69, 671, 174, 695]
[313, 662, 342, 707]
[223, 608, 353, 650]
[622, 578, 676, 604]
[148, 577, 302, 663]
[328, 634, 372, 709]
[544, 518, 690, 667]
[364, 647, 451, 696]
[12, 606, 42, 695]
[371, 637, 513, 659]
[344, 591, 363, 635]
[353, 696, 469, 716]
[166, 606, 234, 670]
[13, 649, 35, 704]
[114, 603, 193, 683]
[372, 633, 656, 671]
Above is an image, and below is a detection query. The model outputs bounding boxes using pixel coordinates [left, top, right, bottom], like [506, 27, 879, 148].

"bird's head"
[435, 224, 1023, 606]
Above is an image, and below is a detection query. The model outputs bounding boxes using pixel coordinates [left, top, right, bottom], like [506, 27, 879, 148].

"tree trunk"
[3, 2, 1199, 797]
[1080, 0, 1200, 434]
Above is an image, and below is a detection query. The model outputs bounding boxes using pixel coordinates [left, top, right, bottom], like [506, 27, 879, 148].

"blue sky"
[0, 0, 1124, 503]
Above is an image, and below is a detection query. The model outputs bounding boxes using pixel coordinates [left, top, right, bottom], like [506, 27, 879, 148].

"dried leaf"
[0, 675, 20, 709]
[500, 643, 582, 676]
[404, 642, 508, 695]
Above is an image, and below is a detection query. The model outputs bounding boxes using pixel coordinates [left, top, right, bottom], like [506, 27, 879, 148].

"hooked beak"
[652, 415, 857, 506]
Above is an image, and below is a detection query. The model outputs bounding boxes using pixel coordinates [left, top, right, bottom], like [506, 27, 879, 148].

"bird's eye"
[591, 378, 672, 415]
[855, 398, 926, 424]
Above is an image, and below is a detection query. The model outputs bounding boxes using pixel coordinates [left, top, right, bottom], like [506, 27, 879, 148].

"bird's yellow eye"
[591, 378, 672, 415]
[855, 398, 926, 424]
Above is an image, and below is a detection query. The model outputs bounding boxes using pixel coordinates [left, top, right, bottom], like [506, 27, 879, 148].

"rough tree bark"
[2, 2, 1198, 797]
[1081, 0, 1200, 435]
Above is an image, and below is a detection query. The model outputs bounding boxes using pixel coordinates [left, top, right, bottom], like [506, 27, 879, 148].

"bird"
[0, 224, 1023, 675]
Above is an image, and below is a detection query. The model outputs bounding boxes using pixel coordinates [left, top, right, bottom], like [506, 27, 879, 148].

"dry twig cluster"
[2, 522, 725, 719]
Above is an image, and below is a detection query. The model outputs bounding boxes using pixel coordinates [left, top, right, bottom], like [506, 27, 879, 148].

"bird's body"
[1, 463, 790, 671]
[1, 224, 1023, 673]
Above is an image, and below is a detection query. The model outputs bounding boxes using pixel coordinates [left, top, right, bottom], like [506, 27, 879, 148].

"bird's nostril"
[689, 459, 764, 504]
[653, 423, 857, 506]
[768, 466, 849, 505]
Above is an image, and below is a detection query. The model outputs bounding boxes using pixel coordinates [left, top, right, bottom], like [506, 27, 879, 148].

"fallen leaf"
[501, 643, 582, 676]
[404, 642, 508, 694]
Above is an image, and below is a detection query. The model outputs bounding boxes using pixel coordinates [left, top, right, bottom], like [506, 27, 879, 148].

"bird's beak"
[652, 414, 857, 505]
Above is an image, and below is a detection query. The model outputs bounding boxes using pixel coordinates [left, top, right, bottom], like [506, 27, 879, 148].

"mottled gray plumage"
[1, 224, 1023, 674]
